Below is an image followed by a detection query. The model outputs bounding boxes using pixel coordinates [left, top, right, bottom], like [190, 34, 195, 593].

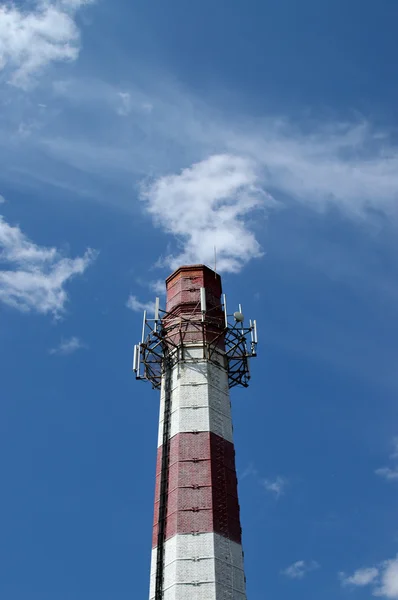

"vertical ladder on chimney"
[155, 357, 172, 600]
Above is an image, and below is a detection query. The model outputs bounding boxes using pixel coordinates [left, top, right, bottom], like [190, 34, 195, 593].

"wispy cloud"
[49, 336, 86, 355]
[262, 476, 288, 499]
[340, 557, 398, 599]
[375, 467, 398, 481]
[282, 560, 319, 580]
[117, 92, 132, 117]
[141, 154, 273, 273]
[376, 439, 398, 481]
[0, 194, 5, 204]
[238, 121, 398, 220]
[149, 280, 166, 296]
[240, 463, 259, 480]
[240, 464, 289, 499]
[126, 295, 156, 314]
[0, 214, 97, 316]
[28, 77, 398, 220]
[2, 74, 398, 281]
[116, 92, 152, 117]
[0, 0, 95, 88]
[340, 568, 379, 587]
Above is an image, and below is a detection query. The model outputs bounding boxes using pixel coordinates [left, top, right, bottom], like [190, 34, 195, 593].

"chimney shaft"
[150, 265, 247, 599]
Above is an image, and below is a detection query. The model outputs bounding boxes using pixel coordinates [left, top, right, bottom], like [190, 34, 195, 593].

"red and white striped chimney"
[134, 264, 257, 600]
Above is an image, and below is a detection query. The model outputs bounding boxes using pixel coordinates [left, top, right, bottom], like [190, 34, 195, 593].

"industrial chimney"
[133, 265, 258, 600]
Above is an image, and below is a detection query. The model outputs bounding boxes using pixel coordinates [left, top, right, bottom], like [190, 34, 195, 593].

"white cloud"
[263, 476, 288, 498]
[59, 0, 94, 8]
[376, 439, 398, 481]
[340, 568, 380, 587]
[51, 79, 155, 121]
[239, 464, 290, 501]
[0, 0, 95, 88]
[141, 154, 274, 273]
[340, 558, 398, 599]
[5, 73, 396, 248]
[375, 467, 398, 481]
[32, 76, 398, 222]
[116, 92, 152, 117]
[375, 558, 398, 599]
[235, 121, 398, 220]
[0, 215, 96, 316]
[282, 560, 319, 580]
[391, 439, 398, 460]
[0, 194, 5, 203]
[15, 78, 397, 289]
[49, 336, 86, 355]
[126, 295, 156, 314]
[149, 279, 166, 295]
[240, 463, 259, 480]
[117, 92, 132, 117]
[2, 76, 398, 282]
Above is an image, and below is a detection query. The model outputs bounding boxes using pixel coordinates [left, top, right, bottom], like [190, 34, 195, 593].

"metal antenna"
[223, 294, 228, 328]
[134, 276, 257, 388]
[214, 246, 217, 277]
[154, 298, 160, 333]
[141, 310, 147, 344]
[200, 287, 207, 321]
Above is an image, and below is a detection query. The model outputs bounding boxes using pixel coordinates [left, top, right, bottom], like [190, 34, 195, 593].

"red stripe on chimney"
[152, 432, 242, 547]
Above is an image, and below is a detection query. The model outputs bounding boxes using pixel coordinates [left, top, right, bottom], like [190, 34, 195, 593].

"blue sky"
[1, 0, 398, 598]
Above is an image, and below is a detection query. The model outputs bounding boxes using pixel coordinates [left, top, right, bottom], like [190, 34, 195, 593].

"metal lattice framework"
[133, 294, 258, 390]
